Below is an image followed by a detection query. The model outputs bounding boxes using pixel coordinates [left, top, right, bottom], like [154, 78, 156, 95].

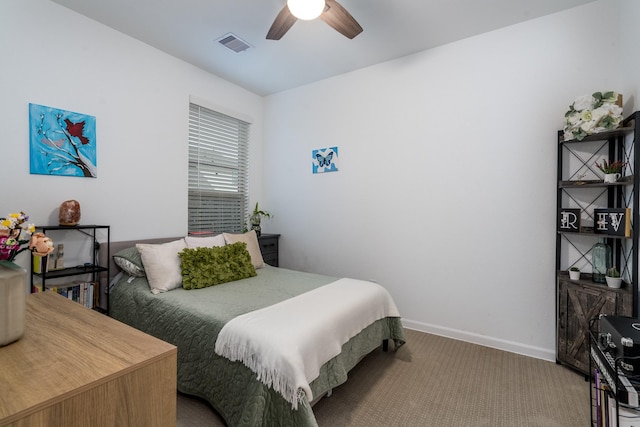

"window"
[188, 102, 250, 233]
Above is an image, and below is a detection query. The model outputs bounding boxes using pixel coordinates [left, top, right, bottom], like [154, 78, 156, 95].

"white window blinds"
[188, 103, 250, 233]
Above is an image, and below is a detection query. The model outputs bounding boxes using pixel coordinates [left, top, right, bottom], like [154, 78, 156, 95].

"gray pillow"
[113, 246, 145, 277]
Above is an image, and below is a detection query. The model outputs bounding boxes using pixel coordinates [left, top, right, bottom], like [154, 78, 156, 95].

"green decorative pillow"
[179, 242, 257, 290]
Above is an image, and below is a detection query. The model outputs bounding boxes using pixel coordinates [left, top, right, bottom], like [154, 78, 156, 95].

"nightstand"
[258, 234, 280, 267]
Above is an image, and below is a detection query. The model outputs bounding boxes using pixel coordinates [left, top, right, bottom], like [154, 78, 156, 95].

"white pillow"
[222, 230, 265, 269]
[136, 238, 187, 294]
[184, 234, 226, 248]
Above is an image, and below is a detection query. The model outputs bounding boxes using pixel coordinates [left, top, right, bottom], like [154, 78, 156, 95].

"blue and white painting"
[29, 103, 97, 177]
[312, 146, 339, 174]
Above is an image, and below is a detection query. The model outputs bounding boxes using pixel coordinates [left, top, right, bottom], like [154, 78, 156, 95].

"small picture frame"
[594, 208, 631, 237]
[312, 147, 339, 174]
[558, 208, 581, 233]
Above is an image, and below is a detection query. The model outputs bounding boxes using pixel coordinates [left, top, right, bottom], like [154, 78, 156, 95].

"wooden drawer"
[258, 234, 280, 267]
[0, 292, 177, 427]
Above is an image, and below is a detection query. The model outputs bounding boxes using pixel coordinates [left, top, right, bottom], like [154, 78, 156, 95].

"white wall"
[2, 0, 635, 361]
[263, 0, 626, 360]
[0, 0, 265, 265]
[620, 0, 640, 111]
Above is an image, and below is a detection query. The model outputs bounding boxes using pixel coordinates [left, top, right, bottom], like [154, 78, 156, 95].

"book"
[32, 254, 49, 274]
[43, 281, 96, 308]
[88, 282, 95, 308]
[596, 370, 601, 427]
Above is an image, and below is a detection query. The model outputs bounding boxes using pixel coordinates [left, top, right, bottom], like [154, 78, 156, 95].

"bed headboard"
[104, 236, 183, 282]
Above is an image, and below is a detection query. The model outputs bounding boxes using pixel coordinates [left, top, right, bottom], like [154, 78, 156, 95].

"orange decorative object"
[28, 232, 55, 257]
[59, 200, 81, 226]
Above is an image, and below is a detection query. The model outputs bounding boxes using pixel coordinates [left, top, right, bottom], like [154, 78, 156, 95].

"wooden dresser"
[0, 292, 177, 427]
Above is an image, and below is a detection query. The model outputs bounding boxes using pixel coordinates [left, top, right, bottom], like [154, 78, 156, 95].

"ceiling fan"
[266, 0, 363, 40]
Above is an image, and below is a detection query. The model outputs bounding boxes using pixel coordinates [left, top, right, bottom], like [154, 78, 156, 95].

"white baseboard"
[401, 318, 556, 362]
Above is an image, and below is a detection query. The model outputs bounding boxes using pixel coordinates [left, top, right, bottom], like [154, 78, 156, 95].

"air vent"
[217, 33, 252, 53]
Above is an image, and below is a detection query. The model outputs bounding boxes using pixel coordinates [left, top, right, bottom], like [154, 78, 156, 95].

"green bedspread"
[110, 265, 405, 427]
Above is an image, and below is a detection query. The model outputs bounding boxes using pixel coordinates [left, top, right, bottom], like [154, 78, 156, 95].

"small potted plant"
[595, 159, 626, 183]
[568, 266, 580, 280]
[249, 202, 272, 237]
[605, 266, 622, 289]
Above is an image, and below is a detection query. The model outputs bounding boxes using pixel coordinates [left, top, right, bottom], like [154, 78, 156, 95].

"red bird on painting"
[64, 118, 90, 145]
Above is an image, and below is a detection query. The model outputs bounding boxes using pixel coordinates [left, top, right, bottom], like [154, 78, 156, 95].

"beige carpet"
[176, 328, 590, 427]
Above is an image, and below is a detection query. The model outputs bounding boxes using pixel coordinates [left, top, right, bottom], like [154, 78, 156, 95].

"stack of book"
[45, 281, 97, 309]
[32, 254, 49, 274]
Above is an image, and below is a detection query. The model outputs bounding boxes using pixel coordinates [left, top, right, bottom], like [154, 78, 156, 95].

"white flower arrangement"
[563, 91, 623, 141]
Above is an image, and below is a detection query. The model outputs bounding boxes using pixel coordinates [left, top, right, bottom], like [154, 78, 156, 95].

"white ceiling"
[51, 0, 596, 96]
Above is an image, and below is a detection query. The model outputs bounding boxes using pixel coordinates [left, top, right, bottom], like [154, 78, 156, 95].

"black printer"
[598, 314, 640, 374]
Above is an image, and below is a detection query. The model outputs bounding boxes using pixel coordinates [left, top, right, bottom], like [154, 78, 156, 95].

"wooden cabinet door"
[557, 279, 632, 374]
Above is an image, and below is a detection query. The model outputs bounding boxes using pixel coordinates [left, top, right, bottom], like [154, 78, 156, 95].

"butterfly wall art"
[312, 146, 339, 174]
[29, 103, 97, 177]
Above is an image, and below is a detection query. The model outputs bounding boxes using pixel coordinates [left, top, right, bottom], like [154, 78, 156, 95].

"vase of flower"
[604, 173, 621, 183]
[249, 202, 272, 237]
[0, 261, 26, 346]
[0, 211, 53, 346]
[1, 211, 53, 262]
[596, 160, 626, 184]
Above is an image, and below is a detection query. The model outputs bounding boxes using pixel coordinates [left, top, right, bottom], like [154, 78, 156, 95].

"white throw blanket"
[214, 278, 400, 409]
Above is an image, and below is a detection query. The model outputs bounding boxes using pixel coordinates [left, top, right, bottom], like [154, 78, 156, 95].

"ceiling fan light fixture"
[287, 0, 325, 20]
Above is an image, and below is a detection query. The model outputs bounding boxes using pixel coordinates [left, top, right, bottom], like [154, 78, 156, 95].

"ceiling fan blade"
[320, 0, 363, 39]
[266, 5, 298, 40]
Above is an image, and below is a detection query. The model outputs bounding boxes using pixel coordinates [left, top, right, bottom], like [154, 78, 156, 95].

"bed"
[105, 234, 405, 427]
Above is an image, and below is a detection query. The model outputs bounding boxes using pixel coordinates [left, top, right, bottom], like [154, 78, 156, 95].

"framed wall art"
[312, 146, 339, 174]
[29, 103, 97, 177]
